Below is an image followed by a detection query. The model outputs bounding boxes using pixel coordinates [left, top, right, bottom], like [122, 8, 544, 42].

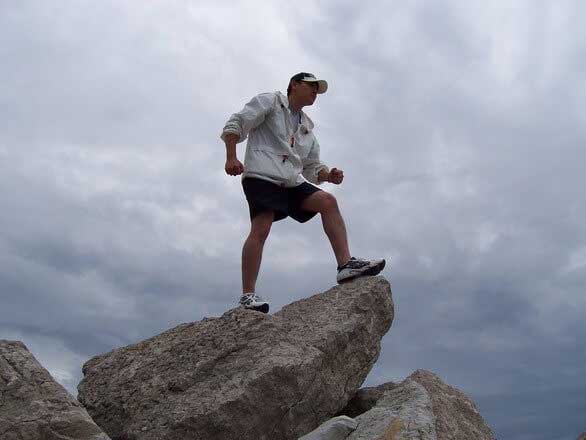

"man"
[221, 72, 385, 313]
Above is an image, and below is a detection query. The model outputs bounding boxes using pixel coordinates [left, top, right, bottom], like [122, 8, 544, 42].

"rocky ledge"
[78, 276, 394, 440]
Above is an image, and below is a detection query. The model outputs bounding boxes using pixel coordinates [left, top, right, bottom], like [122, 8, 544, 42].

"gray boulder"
[347, 378, 436, 440]
[0, 340, 110, 440]
[298, 416, 358, 440]
[346, 370, 495, 440]
[78, 276, 394, 440]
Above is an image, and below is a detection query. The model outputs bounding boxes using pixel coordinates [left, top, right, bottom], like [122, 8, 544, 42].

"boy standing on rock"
[221, 72, 385, 313]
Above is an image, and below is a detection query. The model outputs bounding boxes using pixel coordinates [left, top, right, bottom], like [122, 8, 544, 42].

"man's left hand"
[328, 168, 344, 184]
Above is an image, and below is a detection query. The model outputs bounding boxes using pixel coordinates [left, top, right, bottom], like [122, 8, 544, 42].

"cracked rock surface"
[345, 370, 495, 440]
[78, 276, 393, 440]
[0, 340, 110, 440]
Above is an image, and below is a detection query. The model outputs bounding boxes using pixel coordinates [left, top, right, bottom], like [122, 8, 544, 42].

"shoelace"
[338, 257, 369, 271]
[241, 294, 265, 302]
[346, 258, 369, 269]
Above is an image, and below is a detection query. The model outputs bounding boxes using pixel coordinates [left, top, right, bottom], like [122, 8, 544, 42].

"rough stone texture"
[298, 416, 358, 440]
[0, 340, 110, 440]
[410, 370, 494, 440]
[78, 276, 394, 440]
[338, 382, 397, 418]
[347, 379, 436, 440]
[346, 370, 494, 440]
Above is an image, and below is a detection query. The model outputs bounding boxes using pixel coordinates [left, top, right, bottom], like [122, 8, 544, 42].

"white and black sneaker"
[239, 293, 270, 313]
[337, 257, 386, 283]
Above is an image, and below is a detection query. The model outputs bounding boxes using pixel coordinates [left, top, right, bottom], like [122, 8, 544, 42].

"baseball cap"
[290, 72, 328, 94]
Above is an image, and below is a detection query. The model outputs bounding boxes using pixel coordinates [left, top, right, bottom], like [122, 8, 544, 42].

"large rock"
[345, 370, 495, 440]
[298, 416, 358, 440]
[347, 377, 436, 439]
[0, 340, 110, 440]
[78, 276, 394, 440]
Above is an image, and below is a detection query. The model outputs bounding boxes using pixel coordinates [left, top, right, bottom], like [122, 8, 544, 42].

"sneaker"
[239, 293, 270, 313]
[336, 257, 386, 283]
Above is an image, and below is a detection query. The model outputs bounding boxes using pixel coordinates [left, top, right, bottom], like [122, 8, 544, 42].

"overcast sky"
[1, 1, 585, 439]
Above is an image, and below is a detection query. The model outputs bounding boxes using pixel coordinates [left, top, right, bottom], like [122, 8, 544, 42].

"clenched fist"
[328, 167, 344, 184]
[225, 157, 244, 176]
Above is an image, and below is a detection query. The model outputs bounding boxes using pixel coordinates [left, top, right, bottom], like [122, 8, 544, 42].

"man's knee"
[320, 192, 339, 213]
[303, 191, 338, 214]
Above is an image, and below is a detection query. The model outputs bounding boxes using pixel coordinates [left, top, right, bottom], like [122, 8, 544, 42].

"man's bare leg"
[242, 210, 274, 293]
[301, 191, 351, 267]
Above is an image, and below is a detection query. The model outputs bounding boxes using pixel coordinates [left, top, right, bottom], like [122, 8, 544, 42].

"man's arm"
[301, 135, 343, 184]
[318, 169, 329, 183]
[318, 168, 344, 184]
[224, 133, 244, 176]
[302, 136, 331, 185]
[221, 93, 275, 177]
[221, 93, 274, 144]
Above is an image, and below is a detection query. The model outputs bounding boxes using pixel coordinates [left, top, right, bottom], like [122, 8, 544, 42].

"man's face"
[293, 81, 319, 106]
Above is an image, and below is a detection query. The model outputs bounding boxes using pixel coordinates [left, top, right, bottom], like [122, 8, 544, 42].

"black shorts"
[242, 177, 322, 223]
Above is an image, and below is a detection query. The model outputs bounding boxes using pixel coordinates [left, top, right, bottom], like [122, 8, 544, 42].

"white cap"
[290, 72, 328, 94]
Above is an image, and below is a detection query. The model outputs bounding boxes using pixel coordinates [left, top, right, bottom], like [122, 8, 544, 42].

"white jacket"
[221, 91, 329, 187]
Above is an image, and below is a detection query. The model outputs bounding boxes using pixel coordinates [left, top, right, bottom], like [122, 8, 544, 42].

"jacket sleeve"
[302, 135, 329, 185]
[220, 93, 275, 143]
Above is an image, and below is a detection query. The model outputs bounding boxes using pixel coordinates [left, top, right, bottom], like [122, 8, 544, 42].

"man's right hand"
[225, 157, 244, 176]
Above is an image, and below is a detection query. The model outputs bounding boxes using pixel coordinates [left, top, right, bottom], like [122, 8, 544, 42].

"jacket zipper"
[280, 102, 298, 164]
